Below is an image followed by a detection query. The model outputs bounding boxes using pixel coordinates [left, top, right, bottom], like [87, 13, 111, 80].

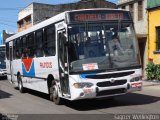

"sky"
[0, 0, 118, 33]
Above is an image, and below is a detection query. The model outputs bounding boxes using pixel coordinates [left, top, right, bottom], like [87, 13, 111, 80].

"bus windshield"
[0, 46, 6, 69]
[68, 22, 140, 72]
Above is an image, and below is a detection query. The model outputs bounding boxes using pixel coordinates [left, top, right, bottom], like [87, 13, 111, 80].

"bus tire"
[52, 82, 63, 105]
[17, 75, 24, 93]
[49, 80, 54, 101]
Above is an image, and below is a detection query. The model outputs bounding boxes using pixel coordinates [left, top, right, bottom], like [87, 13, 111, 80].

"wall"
[148, 8, 160, 64]
[134, 0, 147, 35]
[18, 4, 33, 21]
[118, 0, 147, 35]
[33, 3, 59, 25]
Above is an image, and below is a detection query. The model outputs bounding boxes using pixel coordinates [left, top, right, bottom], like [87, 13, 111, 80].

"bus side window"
[13, 39, 16, 60]
[16, 38, 22, 59]
[44, 25, 56, 56]
[35, 30, 44, 57]
[27, 33, 35, 58]
[22, 36, 27, 58]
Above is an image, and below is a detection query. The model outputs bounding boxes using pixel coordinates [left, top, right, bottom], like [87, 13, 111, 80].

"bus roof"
[6, 8, 129, 43]
[66, 8, 129, 12]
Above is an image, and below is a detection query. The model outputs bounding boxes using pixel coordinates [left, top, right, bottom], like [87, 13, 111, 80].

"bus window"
[27, 33, 35, 58]
[35, 30, 44, 57]
[16, 38, 22, 59]
[13, 40, 16, 60]
[44, 25, 55, 56]
[22, 36, 27, 58]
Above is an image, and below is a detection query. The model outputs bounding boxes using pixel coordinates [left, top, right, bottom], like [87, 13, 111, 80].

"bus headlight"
[73, 82, 93, 88]
[130, 76, 142, 82]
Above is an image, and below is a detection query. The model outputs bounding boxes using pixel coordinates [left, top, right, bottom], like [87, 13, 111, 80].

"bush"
[145, 62, 157, 80]
[156, 64, 160, 80]
[145, 62, 160, 80]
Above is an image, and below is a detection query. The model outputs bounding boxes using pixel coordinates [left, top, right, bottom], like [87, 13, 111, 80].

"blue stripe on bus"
[80, 73, 96, 79]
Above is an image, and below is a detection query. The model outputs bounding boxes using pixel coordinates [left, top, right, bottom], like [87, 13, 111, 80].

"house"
[147, 0, 160, 64]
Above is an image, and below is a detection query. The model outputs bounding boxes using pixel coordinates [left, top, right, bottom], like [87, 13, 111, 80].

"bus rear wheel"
[17, 75, 24, 93]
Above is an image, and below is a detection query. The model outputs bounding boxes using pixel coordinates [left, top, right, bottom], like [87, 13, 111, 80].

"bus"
[0, 45, 7, 77]
[6, 9, 142, 105]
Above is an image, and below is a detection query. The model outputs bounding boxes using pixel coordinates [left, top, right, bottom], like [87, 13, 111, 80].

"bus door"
[57, 28, 70, 96]
[9, 41, 13, 83]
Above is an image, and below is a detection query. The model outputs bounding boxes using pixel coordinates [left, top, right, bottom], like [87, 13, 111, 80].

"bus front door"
[57, 29, 70, 96]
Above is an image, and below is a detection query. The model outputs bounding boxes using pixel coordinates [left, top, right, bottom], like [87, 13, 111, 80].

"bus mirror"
[65, 63, 68, 67]
[64, 63, 68, 71]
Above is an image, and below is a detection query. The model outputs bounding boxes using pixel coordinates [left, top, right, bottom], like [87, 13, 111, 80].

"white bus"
[0, 45, 7, 77]
[6, 9, 142, 105]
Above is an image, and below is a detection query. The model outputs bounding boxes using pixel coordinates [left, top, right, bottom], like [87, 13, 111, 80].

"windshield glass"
[0, 46, 6, 69]
[68, 22, 140, 72]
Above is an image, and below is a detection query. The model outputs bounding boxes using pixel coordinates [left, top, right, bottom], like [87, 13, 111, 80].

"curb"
[142, 80, 160, 87]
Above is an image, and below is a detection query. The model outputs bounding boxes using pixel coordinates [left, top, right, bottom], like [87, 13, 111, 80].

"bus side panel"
[12, 59, 23, 85]
[20, 56, 59, 94]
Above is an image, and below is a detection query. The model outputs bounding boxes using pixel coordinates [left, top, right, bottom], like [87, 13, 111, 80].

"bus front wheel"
[51, 82, 63, 105]
[17, 75, 24, 93]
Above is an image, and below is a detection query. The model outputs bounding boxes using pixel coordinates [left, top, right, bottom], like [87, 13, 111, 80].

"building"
[17, 0, 116, 32]
[0, 32, 3, 45]
[117, 0, 147, 76]
[17, 3, 58, 32]
[147, 0, 160, 64]
[0, 30, 14, 45]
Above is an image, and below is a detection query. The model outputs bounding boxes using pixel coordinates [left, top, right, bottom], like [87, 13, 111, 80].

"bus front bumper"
[0, 70, 7, 77]
[70, 81, 142, 101]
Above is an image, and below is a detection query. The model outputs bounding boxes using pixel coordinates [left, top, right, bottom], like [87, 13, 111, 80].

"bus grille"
[96, 88, 126, 96]
[97, 79, 127, 87]
[85, 71, 134, 79]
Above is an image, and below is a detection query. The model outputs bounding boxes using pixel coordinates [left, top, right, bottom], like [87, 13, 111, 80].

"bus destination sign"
[68, 10, 131, 22]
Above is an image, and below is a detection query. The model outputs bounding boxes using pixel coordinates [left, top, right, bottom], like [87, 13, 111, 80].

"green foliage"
[146, 62, 160, 80]
[146, 62, 157, 80]
[156, 64, 160, 80]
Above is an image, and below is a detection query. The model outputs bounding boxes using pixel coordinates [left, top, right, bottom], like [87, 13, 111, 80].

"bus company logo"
[110, 79, 115, 83]
[22, 58, 35, 77]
